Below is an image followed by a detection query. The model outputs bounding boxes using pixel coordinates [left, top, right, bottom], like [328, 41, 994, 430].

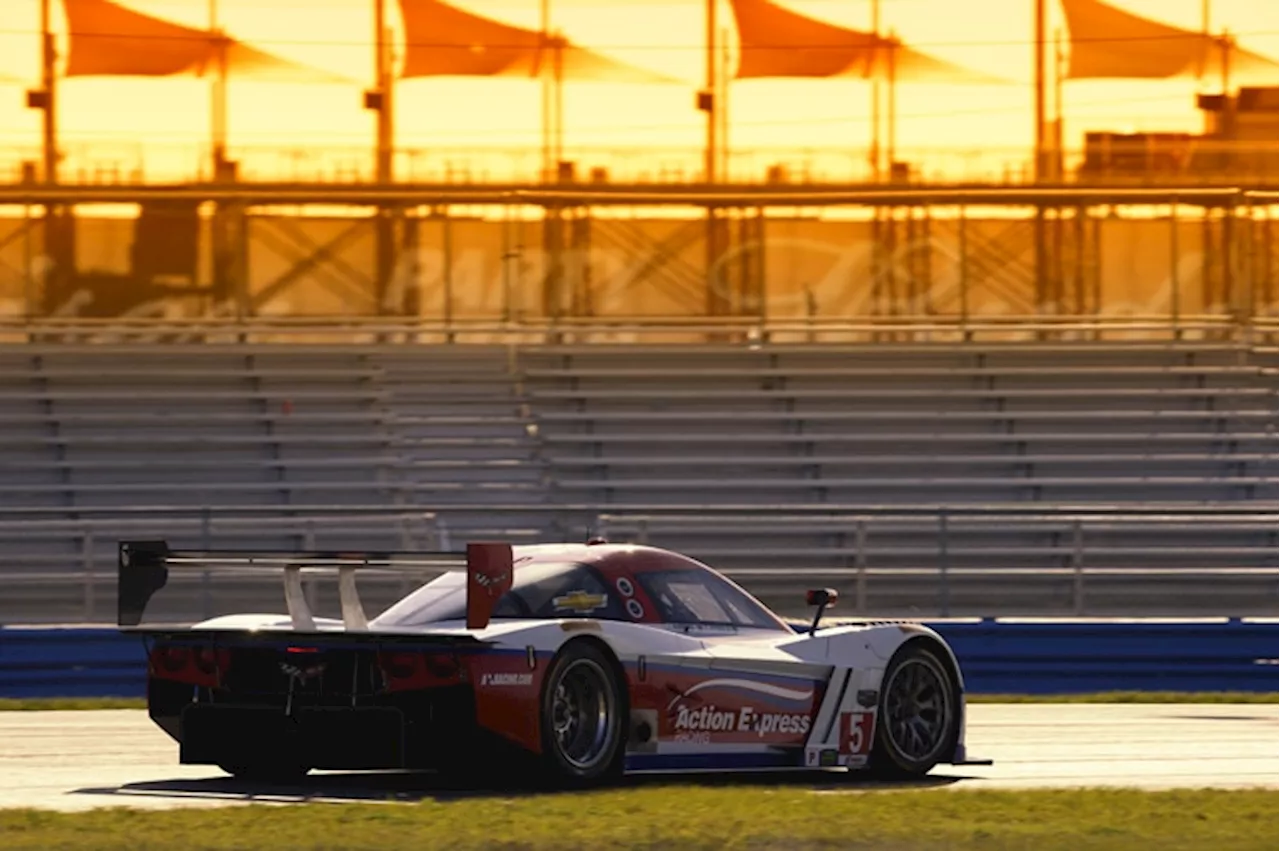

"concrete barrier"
[1, 620, 1276, 699]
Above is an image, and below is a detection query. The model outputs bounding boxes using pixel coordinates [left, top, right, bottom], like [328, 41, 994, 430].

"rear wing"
[117, 539, 515, 633]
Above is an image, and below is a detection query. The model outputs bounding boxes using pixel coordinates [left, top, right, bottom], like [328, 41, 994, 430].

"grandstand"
[0, 333, 1274, 623]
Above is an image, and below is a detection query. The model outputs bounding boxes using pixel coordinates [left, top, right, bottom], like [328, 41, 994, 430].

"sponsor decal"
[839, 711, 875, 756]
[819, 749, 839, 767]
[664, 677, 819, 744]
[856, 689, 879, 709]
[553, 590, 608, 613]
[665, 678, 815, 709]
[672, 703, 812, 738]
[480, 672, 533, 687]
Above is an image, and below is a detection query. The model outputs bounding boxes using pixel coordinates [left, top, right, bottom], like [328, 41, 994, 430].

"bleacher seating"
[523, 343, 1278, 506]
[0, 339, 1274, 620]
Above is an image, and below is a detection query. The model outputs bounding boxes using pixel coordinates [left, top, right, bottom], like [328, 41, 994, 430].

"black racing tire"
[538, 641, 626, 787]
[217, 762, 311, 783]
[866, 642, 960, 780]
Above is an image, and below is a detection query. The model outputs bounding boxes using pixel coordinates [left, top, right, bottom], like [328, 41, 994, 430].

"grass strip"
[0, 698, 148, 711]
[1, 691, 1275, 711]
[0, 788, 1274, 851]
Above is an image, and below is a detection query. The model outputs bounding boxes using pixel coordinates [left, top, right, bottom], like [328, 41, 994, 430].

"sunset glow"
[0, 0, 1276, 183]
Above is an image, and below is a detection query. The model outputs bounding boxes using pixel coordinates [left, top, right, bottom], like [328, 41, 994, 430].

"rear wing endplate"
[118, 539, 514, 633]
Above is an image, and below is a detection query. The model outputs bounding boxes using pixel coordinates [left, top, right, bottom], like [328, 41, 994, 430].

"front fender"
[861, 622, 966, 692]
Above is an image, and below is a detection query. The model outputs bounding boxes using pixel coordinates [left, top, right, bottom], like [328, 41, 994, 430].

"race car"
[119, 538, 990, 786]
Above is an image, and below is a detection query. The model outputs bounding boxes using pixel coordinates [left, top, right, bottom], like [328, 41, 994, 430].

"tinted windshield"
[633, 569, 785, 631]
[373, 561, 624, 628]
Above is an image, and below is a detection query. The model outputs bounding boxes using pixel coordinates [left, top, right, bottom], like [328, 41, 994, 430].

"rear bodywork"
[121, 540, 987, 776]
[145, 632, 486, 771]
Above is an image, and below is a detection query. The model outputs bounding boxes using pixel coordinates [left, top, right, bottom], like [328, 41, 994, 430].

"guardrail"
[3, 139, 1277, 187]
[1, 620, 1273, 699]
[596, 510, 1280, 616]
[2, 504, 1276, 622]
[0, 511, 444, 624]
[0, 314, 1276, 346]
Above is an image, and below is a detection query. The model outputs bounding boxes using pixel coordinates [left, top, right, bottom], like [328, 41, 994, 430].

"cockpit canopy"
[372, 557, 787, 631]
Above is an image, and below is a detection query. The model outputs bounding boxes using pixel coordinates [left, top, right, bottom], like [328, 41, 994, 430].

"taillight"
[424, 653, 460, 680]
[377, 650, 460, 692]
[156, 646, 189, 673]
[149, 645, 230, 687]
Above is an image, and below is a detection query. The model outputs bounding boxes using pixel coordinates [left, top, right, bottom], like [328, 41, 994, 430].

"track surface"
[0, 703, 1274, 811]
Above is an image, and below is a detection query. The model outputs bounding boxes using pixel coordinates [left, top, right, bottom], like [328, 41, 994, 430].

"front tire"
[867, 643, 959, 779]
[538, 641, 625, 787]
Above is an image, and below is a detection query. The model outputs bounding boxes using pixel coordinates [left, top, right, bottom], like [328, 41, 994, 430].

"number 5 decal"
[839, 711, 874, 756]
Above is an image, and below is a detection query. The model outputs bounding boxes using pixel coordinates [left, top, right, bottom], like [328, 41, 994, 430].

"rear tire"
[867, 643, 959, 780]
[538, 641, 626, 787]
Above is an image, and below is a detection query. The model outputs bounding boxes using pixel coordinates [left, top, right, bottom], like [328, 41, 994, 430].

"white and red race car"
[119, 538, 990, 786]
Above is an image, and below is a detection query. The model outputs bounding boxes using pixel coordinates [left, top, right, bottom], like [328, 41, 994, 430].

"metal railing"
[0, 511, 443, 624]
[0, 504, 1275, 622]
[1, 314, 1275, 346]
[2, 140, 1276, 188]
[594, 509, 1280, 617]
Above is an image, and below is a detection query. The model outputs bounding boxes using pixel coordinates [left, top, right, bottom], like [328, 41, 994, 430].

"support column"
[704, 205, 732, 318]
[1261, 209, 1278, 317]
[400, 213, 421, 322]
[569, 209, 593, 317]
[1089, 209, 1103, 338]
[1072, 204, 1087, 318]
[917, 206, 934, 315]
[1201, 206, 1221, 314]
[542, 205, 566, 321]
[738, 208, 766, 319]
[1032, 0, 1049, 334]
[1051, 205, 1065, 319]
[211, 199, 248, 316]
[1033, 204, 1048, 329]
[368, 0, 397, 314]
[699, 0, 723, 320]
[28, 0, 71, 316]
[870, 208, 885, 322]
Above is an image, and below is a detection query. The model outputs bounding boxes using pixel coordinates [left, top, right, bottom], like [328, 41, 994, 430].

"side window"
[636, 569, 784, 630]
[511, 564, 626, 621]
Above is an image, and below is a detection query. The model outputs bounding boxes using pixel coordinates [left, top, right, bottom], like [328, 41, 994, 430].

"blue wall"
[1, 620, 1276, 699]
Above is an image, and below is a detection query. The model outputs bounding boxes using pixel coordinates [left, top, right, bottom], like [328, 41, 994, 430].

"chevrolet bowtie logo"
[552, 590, 608, 613]
[280, 662, 324, 681]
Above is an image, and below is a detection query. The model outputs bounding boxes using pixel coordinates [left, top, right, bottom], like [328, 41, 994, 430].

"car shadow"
[73, 769, 968, 806]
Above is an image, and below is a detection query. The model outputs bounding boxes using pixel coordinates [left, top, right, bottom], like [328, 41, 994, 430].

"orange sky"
[0, 0, 1276, 183]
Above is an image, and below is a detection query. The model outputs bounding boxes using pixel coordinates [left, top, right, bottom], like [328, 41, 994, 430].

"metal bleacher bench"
[539, 431, 1275, 446]
[547, 452, 1274, 468]
[521, 365, 1273, 380]
[553, 475, 1273, 490]
[532, 409, 1275, 423]
[527, 387, 1274, 402]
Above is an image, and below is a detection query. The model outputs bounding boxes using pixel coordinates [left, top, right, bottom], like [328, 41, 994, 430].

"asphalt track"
[0, 703, 1274, 811]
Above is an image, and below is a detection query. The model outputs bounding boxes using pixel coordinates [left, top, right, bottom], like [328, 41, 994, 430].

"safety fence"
[594, 509, 1280, 617]
[0, 620, 1274, 699]
[2, 504, 1276, 623]
[0, 510, 444, 626]
[0, 315, 1276, 347]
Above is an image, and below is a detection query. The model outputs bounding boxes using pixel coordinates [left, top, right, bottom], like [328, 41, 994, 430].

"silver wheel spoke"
[883, 656, 951, 764]
[548, 658, 615, 771]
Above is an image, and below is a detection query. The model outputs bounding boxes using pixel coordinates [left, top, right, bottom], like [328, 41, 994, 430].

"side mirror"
[806, 587, 838, 635]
